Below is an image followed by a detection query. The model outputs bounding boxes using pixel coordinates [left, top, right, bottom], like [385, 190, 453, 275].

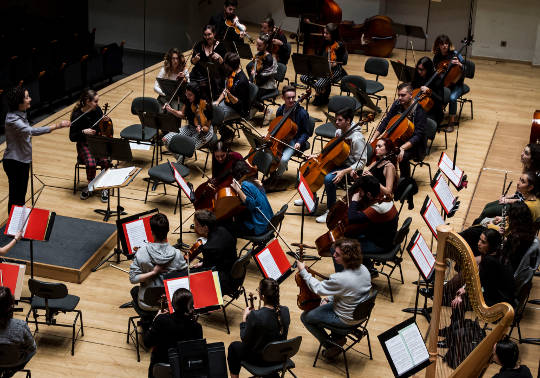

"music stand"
[157, 78, 187, 107]
[283, 0, 322, 54]
[222, 41, 253, 60]
[87, 136, 133, 221]
[344, 82, 381, 113]
[390, 61, 415, 83]
[392, 23, 427, 67]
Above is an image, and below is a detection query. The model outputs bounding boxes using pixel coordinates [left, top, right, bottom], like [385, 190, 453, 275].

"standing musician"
[295, 107, 366, 224]
[411, 56, 444, 127]
[209, 0, 243, 42]
[360, 137, 399, 200]
[228, 160, 274, 237]
[432, 34, 465, 131]
[227, 278, 290, 378]
[164, 82, 215, 150]
[69, 89, 112, 202]
[189, 25, 226, 101]
[263, 85, 311, 185]
[297, 238, 371, 359]
[213, 52, 250, 121]
[246, 33, 277, 119]
[300, 23, 347, 106]
[260, 16, 291, 65]
[191, 209, 238, 295]
[154, 48, 189, 109]
[3, 87, 70, 214]
[371, 82, 427, 179]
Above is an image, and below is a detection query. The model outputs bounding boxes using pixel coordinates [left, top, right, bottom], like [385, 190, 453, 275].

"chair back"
[168, 134, 196, 158]
[230, 252, 252, 281]
[157, 113, 181, 133]
[366, 143, 373, 163]
[327, 95, 357, 114]
[463, 60, 475, 79]
[364, 57, 389, 79]
[211, 104, 225, 127]
[514, 238, 540, 294]
[340, 75, 367, 94]
[270, 204, 288, 231]
[0, 342, 28, 368]
[131, 97, 161, 115]
[143, 286, 166, 308]
[138, 112, 159, 130]
[152, 363, 172, 378]
[276, 63, 287, 83]
[443, 87, 451, 105]
[28, 278, 67, 300]
[393, 217, 412, 247]
[397, 183, 414, 205]
[352, 289, 378, 321]
[426, 118, 437, 140]
[170, 339, 209, 378]
[513, 277, 532, 324]
[248, 82, 259, 109]
[262, 336, 302, 364]
[252, 150, 274, 176]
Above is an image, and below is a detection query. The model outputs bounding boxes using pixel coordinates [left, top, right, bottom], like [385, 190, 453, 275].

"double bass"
[301, 0, 342, 55]
[339, 15, 396, 58]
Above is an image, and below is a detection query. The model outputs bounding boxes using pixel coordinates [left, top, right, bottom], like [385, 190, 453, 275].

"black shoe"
[80, 189, 91, 200]
[420, 287, 434, 298]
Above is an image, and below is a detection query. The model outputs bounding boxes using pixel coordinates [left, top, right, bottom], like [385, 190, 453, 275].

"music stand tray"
[222, 41, 253, 60]
[390, 61, 415, 83]
[157, 78, 187, 104]
[392, 23, 427, 40]
[291, 53, 331, 78]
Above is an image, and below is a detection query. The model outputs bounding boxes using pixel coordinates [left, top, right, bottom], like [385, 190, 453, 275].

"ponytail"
[259, 278, 284, 337]
[71, 89, 97, 118]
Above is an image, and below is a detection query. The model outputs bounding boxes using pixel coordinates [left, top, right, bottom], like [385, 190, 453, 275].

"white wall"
[473, 0, 540, 63]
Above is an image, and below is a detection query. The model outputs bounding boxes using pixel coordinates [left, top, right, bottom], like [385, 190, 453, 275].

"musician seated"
[300, 23, 347, 106]
[227, 278, 290, 378]
[492, 338, 533, 378]
[411, 56, 444, 127]
[143, 288, 203, 378]
[298, 238, 371, 359]
[0, 287, 36, 375]
[371, 82, 427, 179]
[472, 171, 540, 226]
[213, 52, 250, 122]
[164, 82, 215, 150]
[228, 160, 274, 237]
[129, 214, 188, 329]
[0, 231, 21, 256]
[521, 143, 540, 173]
[189, 24, 227, 101]
[264, 85, 311, 185]
[209, 0, 243, 42]
[360, 137, 399, 200]
[260, 17, 291, 65]
[246, 34, 277, 120]
[69, 89, 112, 202]
[154, 48, 189, 109]
[432, 34, 465, 130]
[300, 107, 366, 224]
[210, 141, 243, 185]
[346, 176, 398, 272]
[192, 209, 238, 295]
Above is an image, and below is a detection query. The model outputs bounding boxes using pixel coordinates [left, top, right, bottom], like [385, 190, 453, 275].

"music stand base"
[403, 306, 432, 322]
[92, 248, 126, 272]
[95, 207, 126, 222]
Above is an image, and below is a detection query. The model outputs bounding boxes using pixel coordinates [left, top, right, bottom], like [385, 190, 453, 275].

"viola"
[299, 114, 374, 194]
[192, 99, 211, 133]
[248, 292, 257, 310]
[247, 89, 311, 174]
[187, 237, 206, 262]
[529, 110, 540, 144]
[97, 103, 114, 137]
[412, 87, 434, 112]
[224, 16, 255, 43]
[225, 70, 239, 105]
[295, 247, 328, 311]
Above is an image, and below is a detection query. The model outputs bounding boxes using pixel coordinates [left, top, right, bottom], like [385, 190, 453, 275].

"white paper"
[298, 181, 315, 212]
[385, 323, 429, 376]
[129, 142, 151, 151]
[423, 200, 445, 237]
[171, 163, 193, 200]
[439, 152, 463, 187]
[386, 334, 414, 375]
[93, 167, 136, 189]
[400, 324, 429, 365]
[432, 174, 455, 214]
[411, 233, 435, 279]
[164, 277, 190, 313]
[257, 247, 282, 280]
[6, 206, 30, 236]
[125, 219, 148, 253]
[14, 264, 26, 300]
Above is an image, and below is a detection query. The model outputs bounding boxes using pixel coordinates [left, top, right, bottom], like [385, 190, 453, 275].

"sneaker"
[101, 189, 109, 203]
[80, 189, 91, 200]
[294, 199, 304, 206]
[316, 210, 329, 224]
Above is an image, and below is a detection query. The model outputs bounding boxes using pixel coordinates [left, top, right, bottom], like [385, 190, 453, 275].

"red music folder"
[0, 262, 26, 300]
[5, 205, 55, 241]
[163, 270, 223, 313]
[121, 215, 155, 254]
[254, 239, 293, 283]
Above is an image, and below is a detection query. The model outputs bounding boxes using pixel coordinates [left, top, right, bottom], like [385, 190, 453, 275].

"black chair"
[223, 252, 252, 308]
[260, 62, 288, 114]
[410, 118, 438, 183]
[457, 60, 475, 124]
[507, 277, 533, 344]
[311, 95, 357, 153]
[339, 75, 367, 124]
[313, 290, 378, 378]
[363, 218, 412, 302]
[225, 82, 259, 139]
[397, 183, 414, 217]
[120, 97, 160, 153]
[364, 57, 388, 109]
[241, 336, 302, 378]
[25, 278, 84, 356]
[153, 363, 172, 378]
[144, 134, 195, 214]
[126, 286, 165, 362]
[73, 159, 106, 194]
[239, 204, 288, 256]
[0, 343, 32, 378]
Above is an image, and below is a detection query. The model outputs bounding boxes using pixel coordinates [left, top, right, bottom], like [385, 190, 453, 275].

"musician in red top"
[210, 141, 243, 184]
[370, 82, 427, 179]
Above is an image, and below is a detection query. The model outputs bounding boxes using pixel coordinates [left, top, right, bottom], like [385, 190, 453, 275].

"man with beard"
[209, 0, 243, 42]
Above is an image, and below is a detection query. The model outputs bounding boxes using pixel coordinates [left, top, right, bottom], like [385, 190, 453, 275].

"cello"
[247, 89, 311, 174]
[435, 38, 473, 88]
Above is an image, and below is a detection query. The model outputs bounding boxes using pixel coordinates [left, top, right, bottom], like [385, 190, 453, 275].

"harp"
[425, 225, 514, 378]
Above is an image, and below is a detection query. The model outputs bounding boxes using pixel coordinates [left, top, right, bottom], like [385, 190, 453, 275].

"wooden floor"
[1, 39, 539, 377]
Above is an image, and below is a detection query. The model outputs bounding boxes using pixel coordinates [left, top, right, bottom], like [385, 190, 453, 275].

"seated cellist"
[370, 82, 427, 179]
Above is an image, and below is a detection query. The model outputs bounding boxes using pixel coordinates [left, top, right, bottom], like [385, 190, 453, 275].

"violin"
[192, 99, 211, 133]
[97, 103, 114, 137]
[247, 89, 311, 174]
[224, 16, 255, 43]
[295, 246, 329, 311]
[299, 114, 373, 194]
[186, 237, 206, 262]
[248, 292, 257, 310]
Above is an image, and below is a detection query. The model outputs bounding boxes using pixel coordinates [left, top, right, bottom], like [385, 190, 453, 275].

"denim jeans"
[448, 84, 464, 116]
[300, 303, 348, 346]
[217, 101, 240, 122]
[323, 167, 346, 209]
[276, 141, 296, 177]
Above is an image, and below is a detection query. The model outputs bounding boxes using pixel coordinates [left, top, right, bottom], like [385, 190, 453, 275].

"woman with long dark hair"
[521, 143, 540, 173]
[227, 278, 290, 378]
[411, 56, 444, 126]
[154, 47, 188, 108]
[361, 137, 399, 200]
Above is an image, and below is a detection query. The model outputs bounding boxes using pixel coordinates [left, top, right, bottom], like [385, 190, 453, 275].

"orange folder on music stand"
[0, 262, 26, 300]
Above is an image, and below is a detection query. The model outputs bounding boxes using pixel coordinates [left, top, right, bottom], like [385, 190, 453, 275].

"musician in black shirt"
[208, 0, 242, 42]
[411, 56, 444, 126]
[260, 17, 291, 65]
[213, 52, 250, 121]
[492, 338, 533, 378]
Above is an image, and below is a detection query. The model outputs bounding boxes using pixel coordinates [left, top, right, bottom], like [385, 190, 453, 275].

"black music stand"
[222, 41, 253, 60]
[344, 82, 381, 113]
[291, 53, 331, 111]
[390, 61, 415, 83]
[157, 78, 187, 106]
[392, 23, 427, 67]
[87, 136, 133, 221]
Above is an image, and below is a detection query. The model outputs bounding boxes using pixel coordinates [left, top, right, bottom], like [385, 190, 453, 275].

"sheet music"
[439, 152, 463, 187]
[6, 206, 30, 236]
[171, 163, 193, 200]
[410, 233, 435, 279]
[298, 181, 315, 212]
[125, 219, 148, 253]
[129, 142, 151, 151]
[385, 334, 414, 375]
[423, 199, 445, 237]
[93, 167, 136, 189]
[257, 247, 282, 280]
[165, 277, 190, 312]
[385, 323, 429, 376]
[400, 324, 429, 365]
[432, 174, 455, 214]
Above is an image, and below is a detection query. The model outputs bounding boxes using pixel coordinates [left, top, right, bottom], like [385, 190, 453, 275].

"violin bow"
[255, 207, 297, 257]
[70, 107, 96, 126]
[90, 90, 133, 130]
[164, 41, 198, 109]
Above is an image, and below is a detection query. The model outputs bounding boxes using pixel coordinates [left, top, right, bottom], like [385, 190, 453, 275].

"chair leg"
[387, 274, 394, 303]
[73, 164, 77, 194]
[343, 350, 350, 378]
[144, 180, 151, 204]
[242, 288, 248, 307]
[287, 368, 298, 378]
[313, 343, 323, 367]
[366, 331, 373, 359]
[222, 306, 230, 334]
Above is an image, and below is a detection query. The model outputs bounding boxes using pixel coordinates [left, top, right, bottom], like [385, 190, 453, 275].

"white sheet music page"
[432, 174, 455, 214]
[400, 323, 429, 365]
[257, 247, 282, 280]
[385, 334, 414, 376]
[6, 206, 30, 236]
[411, 233, 435, 279]
[94, 167, 136, 189]
[439, 152, 463, 187]
[423, 199, 445, 237]
[298, 179, 315, 213]
[171, 163, 193, 199]
[125, 219, 148, 253]
[165, 277, 190, 312]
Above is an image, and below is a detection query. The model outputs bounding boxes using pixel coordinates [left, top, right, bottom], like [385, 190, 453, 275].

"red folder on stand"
[121, 215, 154, 254]
[0, 262, 26, 300]
[163, 270, 223, 313]
[5, 205, 55, 241]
